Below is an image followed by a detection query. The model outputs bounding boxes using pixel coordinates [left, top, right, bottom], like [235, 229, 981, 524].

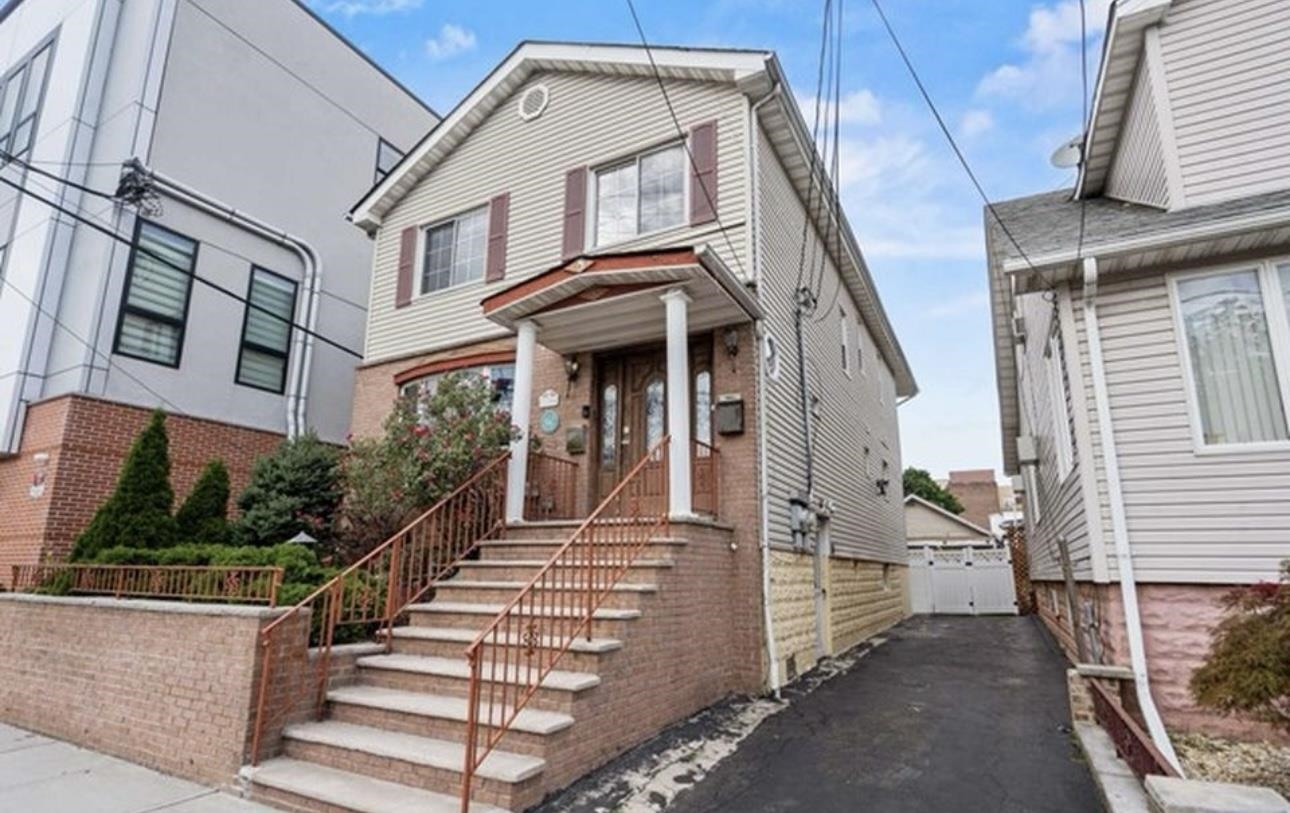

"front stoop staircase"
[245, 521, 686, 813]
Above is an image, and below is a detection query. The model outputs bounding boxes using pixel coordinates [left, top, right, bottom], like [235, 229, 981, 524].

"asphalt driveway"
[667, 615, 1100, 813]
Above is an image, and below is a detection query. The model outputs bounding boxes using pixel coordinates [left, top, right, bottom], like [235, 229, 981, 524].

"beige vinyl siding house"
[305, 41, 916, 809]
[989, 0, 1290, 746]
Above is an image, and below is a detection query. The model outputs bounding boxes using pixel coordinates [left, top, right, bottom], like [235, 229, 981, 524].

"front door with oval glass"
[593, 342, 712, 510]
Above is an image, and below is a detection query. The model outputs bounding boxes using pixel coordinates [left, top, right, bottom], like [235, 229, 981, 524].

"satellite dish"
[1050, 134, 1084, 169]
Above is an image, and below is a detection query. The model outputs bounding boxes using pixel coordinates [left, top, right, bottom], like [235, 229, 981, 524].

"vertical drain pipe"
[749, 82, 782, 698]
[1081, 256, 1183, 773]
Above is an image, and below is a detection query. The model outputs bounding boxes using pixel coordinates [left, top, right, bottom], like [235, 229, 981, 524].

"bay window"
[1173, 262, 1290, 448]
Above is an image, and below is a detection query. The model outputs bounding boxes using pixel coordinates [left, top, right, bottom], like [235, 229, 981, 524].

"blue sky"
[311, 0, 1110, 479]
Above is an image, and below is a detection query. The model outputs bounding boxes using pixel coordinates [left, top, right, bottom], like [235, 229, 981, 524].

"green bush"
[235, 432, 342, 547]
[175, 460, 232, 546]
[902, 466, 964, 515]
[72, 411, 178, 559]
[1191, 562, 1290, 730]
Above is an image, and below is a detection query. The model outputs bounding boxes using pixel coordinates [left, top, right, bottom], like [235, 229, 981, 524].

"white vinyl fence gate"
[908, 546, 1018, 615]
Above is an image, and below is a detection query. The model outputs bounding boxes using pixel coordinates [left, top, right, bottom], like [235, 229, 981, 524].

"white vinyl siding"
[1157, 0, 1290, 206]
[1013, 288, 1091, 582]
[756, 126, 905, 564]
[364, 71, 747, 363]
[1105, 50, 1171, 209]
[1077, 270, 1290, 584]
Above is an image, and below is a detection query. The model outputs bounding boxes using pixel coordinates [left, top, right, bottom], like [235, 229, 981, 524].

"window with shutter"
[591, 143, 686, 248]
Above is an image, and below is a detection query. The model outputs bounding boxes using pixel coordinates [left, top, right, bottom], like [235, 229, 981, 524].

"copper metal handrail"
[248, 452, 511, 765]
[459, 436, 671, 812]
[691, 438, 720, 517]
[11, 563, 283, 605]
[1088, 679, 1181, 779]
[524, 450, 580, 521]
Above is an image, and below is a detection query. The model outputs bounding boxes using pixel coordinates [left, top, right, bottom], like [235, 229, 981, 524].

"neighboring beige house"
[904, 494, 994, 548]
[988, 0, 1290, 762]
[243, 42, 916, 810]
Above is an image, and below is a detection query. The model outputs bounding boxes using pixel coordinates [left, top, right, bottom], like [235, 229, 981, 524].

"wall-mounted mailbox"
[715, 394, 744, 435]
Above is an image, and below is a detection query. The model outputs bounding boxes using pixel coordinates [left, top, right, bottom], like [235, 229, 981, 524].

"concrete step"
[356, 653, 600, 712]
[283, 720, 544, 784]
[454, 559, 674, 584]
[387, 625, 621, 672]
[405, 601, 640, 638]
[244, 757, 511, 813]
[327, 685, 573, 757]
[477, 537, 687, 562]
[433, 580, 655, 610]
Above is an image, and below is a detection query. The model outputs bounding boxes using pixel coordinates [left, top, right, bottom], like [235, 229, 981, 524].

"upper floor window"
[593, 143, 685, 247]
[374, 139, 403, 185]
[1172, 263, 1290, 448]
[421, 206, 487, 294]
[237, 268, 297, 393]
[114, 220, 197, 367]
[0, 42, 52, 162]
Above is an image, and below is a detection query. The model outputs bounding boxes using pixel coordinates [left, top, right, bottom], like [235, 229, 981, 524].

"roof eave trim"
[902, 494, 995, 537]
[999, 203, 1290, 275]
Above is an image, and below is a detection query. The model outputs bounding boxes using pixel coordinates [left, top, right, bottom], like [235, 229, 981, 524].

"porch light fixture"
[875, 478, 889, 497]
[722, 327, 740, 359]
[563, 355, 580, 382]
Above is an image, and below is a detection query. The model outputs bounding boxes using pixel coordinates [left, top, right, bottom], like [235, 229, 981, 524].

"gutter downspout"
[1081, 256, 1183, 774]
[749, 81, 782, 698]
[128, 159, 321, 438]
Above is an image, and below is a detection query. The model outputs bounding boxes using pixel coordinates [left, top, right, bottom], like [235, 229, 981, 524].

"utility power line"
[623, 0, 749, 279]
[0, 173, 364, 360]
[868, 0, 1039, 272]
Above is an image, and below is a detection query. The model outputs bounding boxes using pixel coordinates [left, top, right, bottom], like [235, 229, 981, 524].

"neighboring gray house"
[0, 0, 435, 578]
[988, 0, 1290, 758]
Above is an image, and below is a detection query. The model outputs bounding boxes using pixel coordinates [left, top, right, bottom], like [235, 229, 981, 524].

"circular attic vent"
[518, 84, 550, 121]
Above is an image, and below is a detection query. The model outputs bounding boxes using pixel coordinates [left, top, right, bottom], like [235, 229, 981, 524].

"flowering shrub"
[1191, 561, 1289, 730]
[336, 372, 515, 560]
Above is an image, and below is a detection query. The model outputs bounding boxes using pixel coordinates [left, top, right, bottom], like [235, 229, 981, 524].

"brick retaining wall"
[0, 594, 354, 788]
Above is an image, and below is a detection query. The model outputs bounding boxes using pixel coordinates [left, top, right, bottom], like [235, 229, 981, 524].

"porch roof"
[480, 245, 763, 354]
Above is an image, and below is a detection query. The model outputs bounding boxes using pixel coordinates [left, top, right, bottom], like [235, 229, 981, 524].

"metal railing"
[691, 438, 720, 517]
[1088, 679, 1181, 780]
[459, 436, 671, 812]
[525, 450, 580, 521]
[11, 563, 283, 605]
[249, 453, 511, 765]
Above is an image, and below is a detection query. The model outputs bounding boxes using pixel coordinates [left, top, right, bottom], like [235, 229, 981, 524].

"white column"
[662, 289, 692, 517]
[505, 320, 537, 523]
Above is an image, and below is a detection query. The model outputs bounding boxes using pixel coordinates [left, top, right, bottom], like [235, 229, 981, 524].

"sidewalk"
[0, 723, 272, 813]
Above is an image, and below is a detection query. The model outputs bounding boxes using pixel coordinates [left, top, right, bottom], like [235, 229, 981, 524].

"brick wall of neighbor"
[0, 595, 289, 787]
[1034, 579, 1288, 743]
[946, 469, 1000, 531]
[0, 395, 283, 586]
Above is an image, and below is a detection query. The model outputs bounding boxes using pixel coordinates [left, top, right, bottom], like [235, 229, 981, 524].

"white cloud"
[960, 110, 994, 138]
[317, 0, 421, 17]
[976, 0, 1111, 110]
[424, 23, 477, 61]
[797, 89, 883, 127]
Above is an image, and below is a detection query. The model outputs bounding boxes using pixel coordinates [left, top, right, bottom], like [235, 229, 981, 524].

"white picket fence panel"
[907, 545, 1018, 615]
